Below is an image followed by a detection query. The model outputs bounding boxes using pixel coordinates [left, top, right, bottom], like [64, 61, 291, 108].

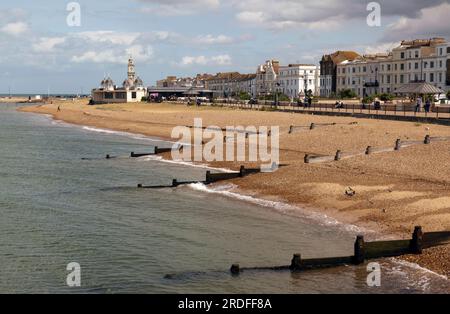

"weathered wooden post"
[106, 154, 111, 159]
[424, 135, 431, 145]
[335, 150, 342, 161]
[304, 154, 311, 164]
[365, 146, 373, 155]
[353, 235, 365, 265]
[290, 253, 302, 271]
[395, 139, 402, 151]
[131, 152, 135, 157]
[239, 166, 245, 177]
[172, 179, 178, 187]
[310, 123, 316, 130]
[137, 184, 143, 188]
[289, 125, 293, 134]
[230, 264, 240, 275]
[410, 226, 423, 254]
[154, 146, 158, 154]
[206, 171, 212, 184]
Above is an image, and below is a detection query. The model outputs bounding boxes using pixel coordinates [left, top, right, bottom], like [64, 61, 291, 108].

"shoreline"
[17, 101, 450, 278]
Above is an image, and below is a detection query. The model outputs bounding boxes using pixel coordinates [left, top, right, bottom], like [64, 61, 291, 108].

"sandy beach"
[19, 100, 450, 277]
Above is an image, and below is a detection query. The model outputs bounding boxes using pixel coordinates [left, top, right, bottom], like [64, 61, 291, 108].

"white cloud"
[382, 3, 450, 41]
[74, 31, 141, 46]
[71, 45, 153, 64]
[139, 0, 220, 16]
[177, 54, 232, 67]
[231, 0, 450, 30]
[32, 37, 66, 53]
[194, 34, 234, 45]
[1, 22, 28, 36]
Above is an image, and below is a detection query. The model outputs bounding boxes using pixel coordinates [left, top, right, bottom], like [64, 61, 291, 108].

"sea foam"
[188, 182, 366, 234]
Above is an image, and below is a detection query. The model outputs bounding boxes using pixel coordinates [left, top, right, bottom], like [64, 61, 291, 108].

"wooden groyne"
[304, 135, 450, 164]
[289, 122, 358, 134]
[130, 146, 180, 158]
[137, 165, 263, 189]
[230, 227, 450, 275]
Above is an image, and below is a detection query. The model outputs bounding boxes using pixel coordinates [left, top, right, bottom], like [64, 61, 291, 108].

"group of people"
[415, 96, 432, 113]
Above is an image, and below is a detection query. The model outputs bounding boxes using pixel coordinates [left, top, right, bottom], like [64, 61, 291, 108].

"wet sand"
[19, 100, 450, 277]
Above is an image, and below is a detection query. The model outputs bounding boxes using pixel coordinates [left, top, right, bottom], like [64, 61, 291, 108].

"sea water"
[0, 103, 448, 294]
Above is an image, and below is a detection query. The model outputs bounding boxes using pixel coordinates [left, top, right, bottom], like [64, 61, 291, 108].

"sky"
[0, 0, 449, 94]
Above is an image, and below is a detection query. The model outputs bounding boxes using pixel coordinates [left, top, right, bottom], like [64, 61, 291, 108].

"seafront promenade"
[170, 100, 450, 124]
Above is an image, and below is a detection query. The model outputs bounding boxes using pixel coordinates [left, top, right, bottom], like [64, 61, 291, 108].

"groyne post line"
[410, 226, 423, 254]
[353, 235, 365, 265]
[290, 254, 302, 271]
[395, 139, 402, 151]
[424, 135, 431, 145]
[335, 150, 342, 161]
[230, 264, 240, 275]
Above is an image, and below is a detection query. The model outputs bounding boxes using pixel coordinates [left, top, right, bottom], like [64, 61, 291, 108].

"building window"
[400, 63, 405, 71]
[401, 52, 405, 59]
[430, 73, 434, 82]
[415, 51, 419, 58]
[430, 61, 434, 68]
[400, 74, 404, 84]
[132, 92, 137, 99]
[415, 63, 419, 70]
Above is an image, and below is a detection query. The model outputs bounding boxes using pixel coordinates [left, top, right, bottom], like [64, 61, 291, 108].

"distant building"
[277, 64, 320, 99]
[320, 51, 361, 97]
[157, 74, 212, 88]
[205, 72, 256, 98]
[256, 60, 280, 97]
[335, 38, 450, 98]
[91, 57, 147, 104]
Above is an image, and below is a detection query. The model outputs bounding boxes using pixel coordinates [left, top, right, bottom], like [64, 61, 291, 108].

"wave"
[141, 155, 237, 173]
[390, 258, 448, 281]
[80, 126, 176, 143]
[188, 182, 367, 234]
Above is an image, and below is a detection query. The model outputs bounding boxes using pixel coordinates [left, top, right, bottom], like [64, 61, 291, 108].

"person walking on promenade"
[425, 98, 431, 113]
[415, 96, 422, 113]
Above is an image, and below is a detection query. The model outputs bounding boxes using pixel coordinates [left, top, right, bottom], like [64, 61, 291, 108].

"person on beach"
[57, 105, 61, 112]
[425, 98, 431, 113]
[415, 96, 422, 112]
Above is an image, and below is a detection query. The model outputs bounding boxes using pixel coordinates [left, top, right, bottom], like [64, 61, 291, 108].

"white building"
[205, 72, 256, 98]
[277, 64, 320, 99]
[255, 60, 280, 96]
[336, 38, 450, 98]
[91, 57, 147, 104]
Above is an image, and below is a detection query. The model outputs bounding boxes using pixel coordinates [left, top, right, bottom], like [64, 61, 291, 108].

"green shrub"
[338, 89, 357, 99]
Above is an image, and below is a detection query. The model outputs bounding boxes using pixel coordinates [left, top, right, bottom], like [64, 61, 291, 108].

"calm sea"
[0, 103, 448, 293]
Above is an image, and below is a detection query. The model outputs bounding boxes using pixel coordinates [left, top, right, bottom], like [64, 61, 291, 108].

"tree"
[238, 91, 251, 101]
[362, 95, 374, 104]
[338, 89, 357, 99]
[378, 93, 394, 102]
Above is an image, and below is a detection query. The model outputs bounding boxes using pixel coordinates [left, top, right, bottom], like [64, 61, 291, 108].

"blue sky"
[1, 0, 449, 94]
